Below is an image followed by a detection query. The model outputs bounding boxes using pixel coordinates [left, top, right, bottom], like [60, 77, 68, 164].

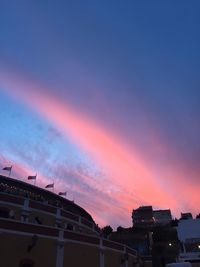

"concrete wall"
[0, 232, 57, 267]
[0, 193, 96, 235]
[29, 210, 55, 226]
[104, 249, 123, 267]
[0, 188, 138, 267]
[177, 219, 200, 242]
[0, 227, 138, 267]
[63, 242, 100, 267]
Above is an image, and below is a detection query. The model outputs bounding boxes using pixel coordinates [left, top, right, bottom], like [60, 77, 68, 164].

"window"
[0, 206, 10, 218]
[66, 223, 74, 231]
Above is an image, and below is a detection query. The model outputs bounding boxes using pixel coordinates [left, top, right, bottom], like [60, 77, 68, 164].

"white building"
[177, 219, 200, 264]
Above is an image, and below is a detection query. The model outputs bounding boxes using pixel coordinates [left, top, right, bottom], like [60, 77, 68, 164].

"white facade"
[177, 219, 200, 242]
[177, 219, 200, 263]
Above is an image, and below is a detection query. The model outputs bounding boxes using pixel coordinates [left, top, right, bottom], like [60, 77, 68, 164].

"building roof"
[0, 175, 94, 222]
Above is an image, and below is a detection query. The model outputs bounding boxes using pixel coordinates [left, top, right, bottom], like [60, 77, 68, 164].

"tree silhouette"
[102, 225, 113, 238]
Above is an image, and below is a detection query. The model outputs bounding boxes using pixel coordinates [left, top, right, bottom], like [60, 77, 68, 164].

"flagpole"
[34, 173, 37, 186]
[58, 191, 67, 198]
[45, 182, 54, 190]
[9, 166, 12, 177]
[27, 174, 37, 184]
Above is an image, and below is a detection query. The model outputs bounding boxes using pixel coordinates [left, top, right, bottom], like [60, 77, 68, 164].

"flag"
[58, 191, 67, 196]
[28, 174, 37, 180]
[2, 166, 12, 172]
[45, 183, 54, 189]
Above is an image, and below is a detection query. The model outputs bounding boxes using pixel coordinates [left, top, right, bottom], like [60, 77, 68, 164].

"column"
[100, 238, 105, 267]
[123, 247, 128, 267]
[56, 208, 61, 227]
[21, 198, 30, 222]
[56, 230, 64, 267]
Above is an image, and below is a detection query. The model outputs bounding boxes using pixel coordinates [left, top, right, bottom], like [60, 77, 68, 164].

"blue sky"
[0, 1, 200, 227]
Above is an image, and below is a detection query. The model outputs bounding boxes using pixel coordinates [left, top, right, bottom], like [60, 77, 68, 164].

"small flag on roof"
[45, 183, 54, 189]
[2, 166, 12, 172]
[58, 191, 67, 196]
[28, 174, 37, 180]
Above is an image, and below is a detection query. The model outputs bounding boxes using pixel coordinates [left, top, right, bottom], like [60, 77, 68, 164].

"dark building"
[132, 206, 173, 228]
[153, 209, 172, 225]
[132, 206, 154, 227]
[110, 227, 152, 267]
[110, 227, 151, 255]
[152, 225, 179, 267]
[180, 213, 193, 220]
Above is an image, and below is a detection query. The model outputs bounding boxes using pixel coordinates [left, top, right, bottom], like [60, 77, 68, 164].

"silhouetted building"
[180, 213, 193, 220]
[152, 225, 179, 267]
[111, 227, 151, 255]
[153, 209, 172, 225]
[132, 206, 173, 228]
[110, 227, 152, 267]
[132, 206, 154, 227]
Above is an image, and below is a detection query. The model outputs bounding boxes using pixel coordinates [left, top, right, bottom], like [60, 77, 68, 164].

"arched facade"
[0, 175, 138, 267]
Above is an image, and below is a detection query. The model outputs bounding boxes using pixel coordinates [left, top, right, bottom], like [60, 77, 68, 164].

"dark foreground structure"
[0, 175, 138, 267]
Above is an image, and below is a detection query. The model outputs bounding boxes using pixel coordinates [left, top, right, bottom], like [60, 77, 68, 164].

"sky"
[0, 1, 200, 228]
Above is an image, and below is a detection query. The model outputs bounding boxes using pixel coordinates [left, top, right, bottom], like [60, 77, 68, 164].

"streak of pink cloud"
[1, 68, 200, 225]
[0, 154, 124, 226]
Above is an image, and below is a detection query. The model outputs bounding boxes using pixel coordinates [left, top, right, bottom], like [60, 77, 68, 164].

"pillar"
[21, 198, 30, 222]
[100, 238, 105, 267]
[56, 230, 64, 267]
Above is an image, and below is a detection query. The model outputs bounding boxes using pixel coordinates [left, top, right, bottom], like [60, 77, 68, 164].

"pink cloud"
[1, 68, 200, 226]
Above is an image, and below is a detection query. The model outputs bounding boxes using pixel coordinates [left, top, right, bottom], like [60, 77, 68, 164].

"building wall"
[177, 219, 200, 242]
[0, 217, 138, 267]
[0, 192, 97, 236]
[153, 210, 172, 225]
[0, 177, 138, 267]
[29, 210, 56, 226]
[0, 203, 22, 220]
[104, 250, 123, 267]
[0, 231, 137, 267]
[0, 233, 57, 267]
[64, 243, 100, 267]
[132, 206, 154, 226]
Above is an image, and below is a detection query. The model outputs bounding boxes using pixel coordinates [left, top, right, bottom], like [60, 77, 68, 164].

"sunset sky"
[0, 1, 200, 228]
